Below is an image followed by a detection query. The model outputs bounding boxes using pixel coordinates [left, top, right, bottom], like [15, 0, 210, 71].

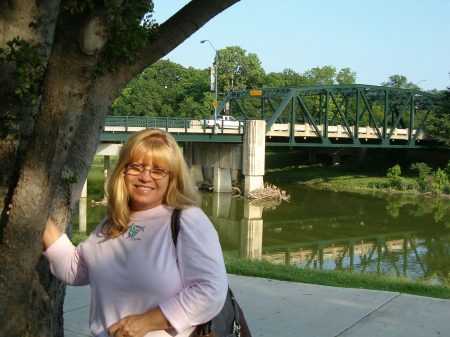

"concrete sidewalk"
[64, 274, 450, 337]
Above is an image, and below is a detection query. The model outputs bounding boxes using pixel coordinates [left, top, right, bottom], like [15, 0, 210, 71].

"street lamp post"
[201, 40, 218, 133]
[416, 80, 426, 88]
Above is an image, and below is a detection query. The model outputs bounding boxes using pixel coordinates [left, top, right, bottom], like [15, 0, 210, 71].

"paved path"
[64, 274, 450, 337]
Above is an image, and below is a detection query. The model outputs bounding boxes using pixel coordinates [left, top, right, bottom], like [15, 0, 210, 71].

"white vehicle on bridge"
[200, 115, 243, 129]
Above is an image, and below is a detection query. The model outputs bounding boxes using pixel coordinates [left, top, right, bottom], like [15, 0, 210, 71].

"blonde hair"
[102, 128, 198, 237]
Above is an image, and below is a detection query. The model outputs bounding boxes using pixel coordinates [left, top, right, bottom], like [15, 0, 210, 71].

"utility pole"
[201, 40, 218, 133]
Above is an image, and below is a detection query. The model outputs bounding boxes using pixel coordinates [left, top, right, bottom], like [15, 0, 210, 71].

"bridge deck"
[266, 123, 426, 140]
[102, 118, 429, 147]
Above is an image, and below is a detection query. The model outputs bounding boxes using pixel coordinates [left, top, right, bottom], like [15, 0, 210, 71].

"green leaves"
[0, 37, 45, 105]
[110, 60, 212, 118]
[425, 86, 450, 149]
[387, 164, 402, 189]
[63, 0, 159, 76]
[101, 0, 159, 73]
[217, 46, 265, 93]
[381, 74, 420, 90]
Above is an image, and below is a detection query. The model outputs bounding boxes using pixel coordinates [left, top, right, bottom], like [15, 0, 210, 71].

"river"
[75, 183, 450, 284]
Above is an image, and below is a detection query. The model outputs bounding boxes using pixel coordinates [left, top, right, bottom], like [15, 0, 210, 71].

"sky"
[151, 0, 450, 92]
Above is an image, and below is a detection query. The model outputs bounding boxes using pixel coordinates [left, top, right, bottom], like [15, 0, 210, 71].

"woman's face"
[124, 156, 170, 212]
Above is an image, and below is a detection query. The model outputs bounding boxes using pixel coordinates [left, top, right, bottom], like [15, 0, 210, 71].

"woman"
[43, 128, 228, 337]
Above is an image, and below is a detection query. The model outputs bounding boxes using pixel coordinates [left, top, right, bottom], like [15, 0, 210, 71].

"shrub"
[422, 175, 436, 193]
[443, 184, 450, 195]
[368, 181, 389, 189]
[411, 162, 433, 191]
[445, 160, 450, 177]
[387, 164, 402, 189]
[399, 179, 418, 191]
[433, 168, 449, 194]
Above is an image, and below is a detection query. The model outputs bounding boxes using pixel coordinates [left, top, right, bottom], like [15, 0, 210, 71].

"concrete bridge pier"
[190, 142, 243, 193]
[203, 166, 213, 182]
[214, 167, 232, 193]
[243, 120, 266, 194]
[186, 120, 266, 194]
[79, 181, 88, 233]
[213, 192, 233, 219]
[240, 199, 263, 259]
[183, 142, 204, 185]
[101, 155, 110, 202]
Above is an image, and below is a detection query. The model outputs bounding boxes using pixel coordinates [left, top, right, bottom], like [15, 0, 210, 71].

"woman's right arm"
[43, 217, 62, 251]
[42, 217, 90, 286]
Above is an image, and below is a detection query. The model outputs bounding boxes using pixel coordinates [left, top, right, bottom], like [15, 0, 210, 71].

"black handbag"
[171, 209, 252, 337]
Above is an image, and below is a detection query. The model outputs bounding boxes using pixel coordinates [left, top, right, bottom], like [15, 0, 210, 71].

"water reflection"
[199, 185, 450, 284]
[76, 184, 450, 284]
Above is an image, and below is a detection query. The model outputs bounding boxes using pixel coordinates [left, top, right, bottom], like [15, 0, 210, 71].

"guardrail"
[104, 116, 246, 134]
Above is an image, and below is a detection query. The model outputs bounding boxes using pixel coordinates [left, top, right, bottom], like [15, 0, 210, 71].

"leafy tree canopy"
[110, 60, 212, 118]
[425, 83, 450, 149]
[217, 46, 265, 92]
[112, 61, 364, 118]
[302, 66, 337, 85]
[381, 74, 424, 90]
[336, 68, 357, 84]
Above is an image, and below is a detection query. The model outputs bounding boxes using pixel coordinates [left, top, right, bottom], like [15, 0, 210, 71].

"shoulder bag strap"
[171, 208, 182, 247]
[170, 208, 244, 336]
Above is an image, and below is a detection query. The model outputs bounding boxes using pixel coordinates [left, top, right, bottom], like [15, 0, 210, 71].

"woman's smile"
[125, 159, 170, 212]
[136, 185, 155, 191]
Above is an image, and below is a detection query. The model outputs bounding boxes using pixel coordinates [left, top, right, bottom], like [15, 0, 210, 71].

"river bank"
[70, 230, 450, 299]
[258, 150, 450, 298]
[224, 253, 450, 299]
[80, 154, 450, 299]
[264, 148, 450, 196]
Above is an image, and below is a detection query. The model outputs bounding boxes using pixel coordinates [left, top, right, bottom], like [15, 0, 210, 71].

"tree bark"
[0, 0, 60, 236]
[0, 1, 62, 334]
[0, 2, 105, 334]
[0, 0, 240, 336]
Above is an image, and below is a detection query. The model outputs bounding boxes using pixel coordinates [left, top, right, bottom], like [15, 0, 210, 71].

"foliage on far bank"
[425, 84, 450, 149]
[264, 147, 450, 196]
[385, 161, 450, 195]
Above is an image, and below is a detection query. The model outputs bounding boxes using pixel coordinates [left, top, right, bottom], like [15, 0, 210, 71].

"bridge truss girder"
[218, 85, 439, 148]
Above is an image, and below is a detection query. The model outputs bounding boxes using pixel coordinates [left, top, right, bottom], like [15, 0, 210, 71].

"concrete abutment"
[188, 120, 266, 194]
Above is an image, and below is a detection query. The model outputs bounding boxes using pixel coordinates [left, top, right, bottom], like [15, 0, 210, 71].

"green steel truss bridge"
[102, 85, 440, 148]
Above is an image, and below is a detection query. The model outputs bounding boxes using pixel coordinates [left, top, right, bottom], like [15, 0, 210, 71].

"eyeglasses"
[125, 164, 169, 180]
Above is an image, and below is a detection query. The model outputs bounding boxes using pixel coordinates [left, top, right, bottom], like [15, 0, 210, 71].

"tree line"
[110, 45, 439, 119]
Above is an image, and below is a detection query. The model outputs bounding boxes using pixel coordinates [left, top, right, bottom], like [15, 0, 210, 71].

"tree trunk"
[0, 0, 240, 336]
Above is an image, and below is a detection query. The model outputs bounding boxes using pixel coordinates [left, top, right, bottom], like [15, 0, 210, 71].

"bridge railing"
[105, 116, 190, 129]
[104, 116, 246, 134]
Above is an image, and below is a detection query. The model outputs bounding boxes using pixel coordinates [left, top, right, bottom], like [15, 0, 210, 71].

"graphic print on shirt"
[125, 223, 145, 241]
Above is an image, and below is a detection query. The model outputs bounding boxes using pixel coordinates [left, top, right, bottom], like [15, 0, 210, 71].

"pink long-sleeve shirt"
[43, 205, 228, 337]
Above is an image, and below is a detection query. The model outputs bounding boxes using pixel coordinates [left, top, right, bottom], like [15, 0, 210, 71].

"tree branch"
[114, 0, 241, 87]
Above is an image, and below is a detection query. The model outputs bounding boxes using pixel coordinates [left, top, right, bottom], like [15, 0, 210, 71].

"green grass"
[70, 231, 450, 299]
[265, 164, 422, 194]
[224, 253, 450, 300]
[71, 230, 89, 246]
